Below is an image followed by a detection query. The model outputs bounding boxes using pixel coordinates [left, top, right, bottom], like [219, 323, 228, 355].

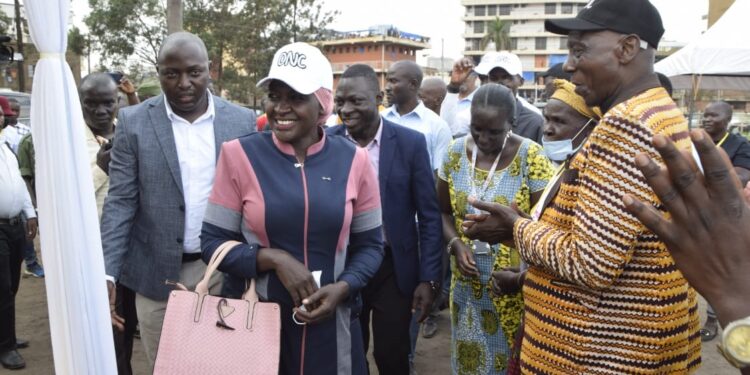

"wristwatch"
[428, 281, 440, 294]
[720, 315, 750, 368]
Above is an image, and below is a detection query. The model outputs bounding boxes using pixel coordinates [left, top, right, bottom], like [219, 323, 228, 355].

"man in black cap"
[541, 62, 572, 101]
[461, 0, 702, 373]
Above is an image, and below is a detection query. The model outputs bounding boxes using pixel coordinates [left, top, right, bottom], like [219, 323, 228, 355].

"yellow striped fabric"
[513, 88, 701, 374]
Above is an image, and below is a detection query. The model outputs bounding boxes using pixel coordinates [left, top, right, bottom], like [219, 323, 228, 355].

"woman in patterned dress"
[438, 83, 553, 374]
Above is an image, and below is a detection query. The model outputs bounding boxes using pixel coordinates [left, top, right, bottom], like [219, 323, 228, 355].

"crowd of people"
[2, 0, 750, 373]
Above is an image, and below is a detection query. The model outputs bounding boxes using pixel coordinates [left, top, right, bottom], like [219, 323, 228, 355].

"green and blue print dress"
[438, 136, 553, 375]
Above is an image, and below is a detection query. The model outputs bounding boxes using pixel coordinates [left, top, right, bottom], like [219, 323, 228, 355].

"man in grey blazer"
[100, 32, 254, 368]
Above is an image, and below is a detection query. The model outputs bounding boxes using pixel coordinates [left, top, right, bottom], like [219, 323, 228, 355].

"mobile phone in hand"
[108, 72, 123, 83]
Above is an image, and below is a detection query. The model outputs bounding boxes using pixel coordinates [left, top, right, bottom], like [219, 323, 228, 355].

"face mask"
[542, 118, 595, 162]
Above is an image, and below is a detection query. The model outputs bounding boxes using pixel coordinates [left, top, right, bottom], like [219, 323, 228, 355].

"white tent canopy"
[655, 0, 750, 77]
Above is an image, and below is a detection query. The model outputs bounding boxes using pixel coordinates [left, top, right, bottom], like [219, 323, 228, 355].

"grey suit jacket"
[101, 94, 255, 300]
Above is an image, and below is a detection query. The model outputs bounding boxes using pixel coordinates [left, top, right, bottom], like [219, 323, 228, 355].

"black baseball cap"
[545, 0, 664, 49]
[541, 63, 572, 81]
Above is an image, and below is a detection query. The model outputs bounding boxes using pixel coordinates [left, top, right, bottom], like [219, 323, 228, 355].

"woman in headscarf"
[490, 80, 601, 372]
[438, 83, 553, 374]
[539, 79, 601, 167]
[201, 42, 383, 375]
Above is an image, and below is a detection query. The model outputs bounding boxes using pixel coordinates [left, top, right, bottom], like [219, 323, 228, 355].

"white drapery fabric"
[24, 1, 116, 373]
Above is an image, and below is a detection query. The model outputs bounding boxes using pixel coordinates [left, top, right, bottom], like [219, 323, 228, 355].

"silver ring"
[292, 311, 306, 326]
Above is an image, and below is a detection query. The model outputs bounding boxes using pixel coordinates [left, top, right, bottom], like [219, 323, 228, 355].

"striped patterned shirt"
[513, 88, 701, 374]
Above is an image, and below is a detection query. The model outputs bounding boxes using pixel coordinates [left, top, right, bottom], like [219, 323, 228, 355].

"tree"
[0, 10, 11, 35]
[86, 0, 335, 104]
[68, 26, 87, 56]
[85, 0, 167, 67]
[481, 17, 511, 51]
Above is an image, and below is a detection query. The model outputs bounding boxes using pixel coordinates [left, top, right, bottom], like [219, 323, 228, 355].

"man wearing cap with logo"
[473, 51, 544, 144]
[100, 31, 254, 370]
[444, 53, 544, 144]
[461, 0, 702, 373]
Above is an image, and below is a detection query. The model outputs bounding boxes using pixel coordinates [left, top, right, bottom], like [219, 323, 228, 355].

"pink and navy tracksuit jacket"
[201, 130, 384, 375]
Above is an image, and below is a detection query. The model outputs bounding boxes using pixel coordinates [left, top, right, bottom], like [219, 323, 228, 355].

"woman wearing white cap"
[201, 42, 384, 374]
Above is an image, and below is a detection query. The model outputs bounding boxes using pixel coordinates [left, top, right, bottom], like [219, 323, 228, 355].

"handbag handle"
[194, 241, 259, 304]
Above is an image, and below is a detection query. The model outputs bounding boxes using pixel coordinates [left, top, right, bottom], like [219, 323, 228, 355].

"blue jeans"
[409, 311, 419, 364]
[22, 242, 38, 266]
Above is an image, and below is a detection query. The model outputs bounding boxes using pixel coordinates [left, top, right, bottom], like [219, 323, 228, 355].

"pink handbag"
[154, 241, 281, 375]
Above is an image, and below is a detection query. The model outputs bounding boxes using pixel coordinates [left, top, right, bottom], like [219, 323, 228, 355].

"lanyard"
[717, 132, 730, 147]
[470, 142, 503, 200]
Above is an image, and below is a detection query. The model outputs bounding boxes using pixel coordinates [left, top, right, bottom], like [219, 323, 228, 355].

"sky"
[69, 0, 709, 68]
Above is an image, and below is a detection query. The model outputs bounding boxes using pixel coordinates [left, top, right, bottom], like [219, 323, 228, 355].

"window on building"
[510, 38, 518, 50]
[536, 37, 547, 50]
[466, 6, 472, 16]
[561, 3, 574, 14]
[475, 6, 486, 16]
[487, 5, 497, 15]
[331, 47, 336, 54]
[559, 36, 568, 49]
[472, 39, 482, 51]
[499, 5, 511, 15]
[545, 3, 556, 14]
[474, 21, 484, 34]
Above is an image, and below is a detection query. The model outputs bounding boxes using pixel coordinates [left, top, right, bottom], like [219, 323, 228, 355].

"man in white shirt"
[440, 62, 479, 138]
[0, 98, 29, 154]
[446, 53, 545, 144]
[0, 141, 37, 370]
[383, 61, 452, 171]
[100, 32, 254, 370]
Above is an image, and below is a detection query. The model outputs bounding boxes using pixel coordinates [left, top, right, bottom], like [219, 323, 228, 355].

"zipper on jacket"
[298, 162, 310, 375]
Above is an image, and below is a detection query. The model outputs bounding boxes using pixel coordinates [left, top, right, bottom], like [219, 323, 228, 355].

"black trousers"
[360, 249, 413, 375]
[113, 283, 138, 375]
[0, 222, 26, 352]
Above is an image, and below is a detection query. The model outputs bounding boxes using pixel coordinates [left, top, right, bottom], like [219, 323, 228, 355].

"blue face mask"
[542, 118, 595, 162]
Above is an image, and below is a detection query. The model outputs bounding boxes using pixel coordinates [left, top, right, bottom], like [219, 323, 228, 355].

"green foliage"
[86, 0, 336, 105]
[85, 0, 167, 66]
[67, 26, 87, 56]
[0, 9, 11, 35]
[481, 17, 511, 52]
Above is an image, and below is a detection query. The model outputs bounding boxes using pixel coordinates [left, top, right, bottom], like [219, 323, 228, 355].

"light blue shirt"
[440, 90, 477, 138]
[383, 102, 452, 171]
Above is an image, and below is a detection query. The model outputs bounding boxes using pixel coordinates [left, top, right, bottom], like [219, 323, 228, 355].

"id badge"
[473, 240, 490, 255]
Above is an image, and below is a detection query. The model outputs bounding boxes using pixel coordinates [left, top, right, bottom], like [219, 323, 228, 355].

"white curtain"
[24, 1, 116, 373]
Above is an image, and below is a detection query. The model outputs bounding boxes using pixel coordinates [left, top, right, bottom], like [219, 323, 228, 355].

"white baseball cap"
[473, 51, 523, 77]
[257, 42, 333, 95]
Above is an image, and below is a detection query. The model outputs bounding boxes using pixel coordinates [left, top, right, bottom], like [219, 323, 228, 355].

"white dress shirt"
[1, 122, 31, 153]
[383, 102, 452, 171]
[0, 142, 35, 219]
[164, 94, 216, 254]
[440, 89, 477, 138]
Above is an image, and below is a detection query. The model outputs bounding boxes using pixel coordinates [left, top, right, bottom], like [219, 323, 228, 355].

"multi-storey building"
[315, 25, 430, 90]
[462, 0, 589, 100]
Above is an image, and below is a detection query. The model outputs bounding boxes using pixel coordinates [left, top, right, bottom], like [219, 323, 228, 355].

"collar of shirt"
[458, 89, 477, 104]
[164, 91, 215, 124]
[385, 101, 429, 120]
[344, 118, 383, 149]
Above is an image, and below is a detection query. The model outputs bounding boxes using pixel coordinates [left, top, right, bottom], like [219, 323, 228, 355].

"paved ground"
[2, 245, 738, 374]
